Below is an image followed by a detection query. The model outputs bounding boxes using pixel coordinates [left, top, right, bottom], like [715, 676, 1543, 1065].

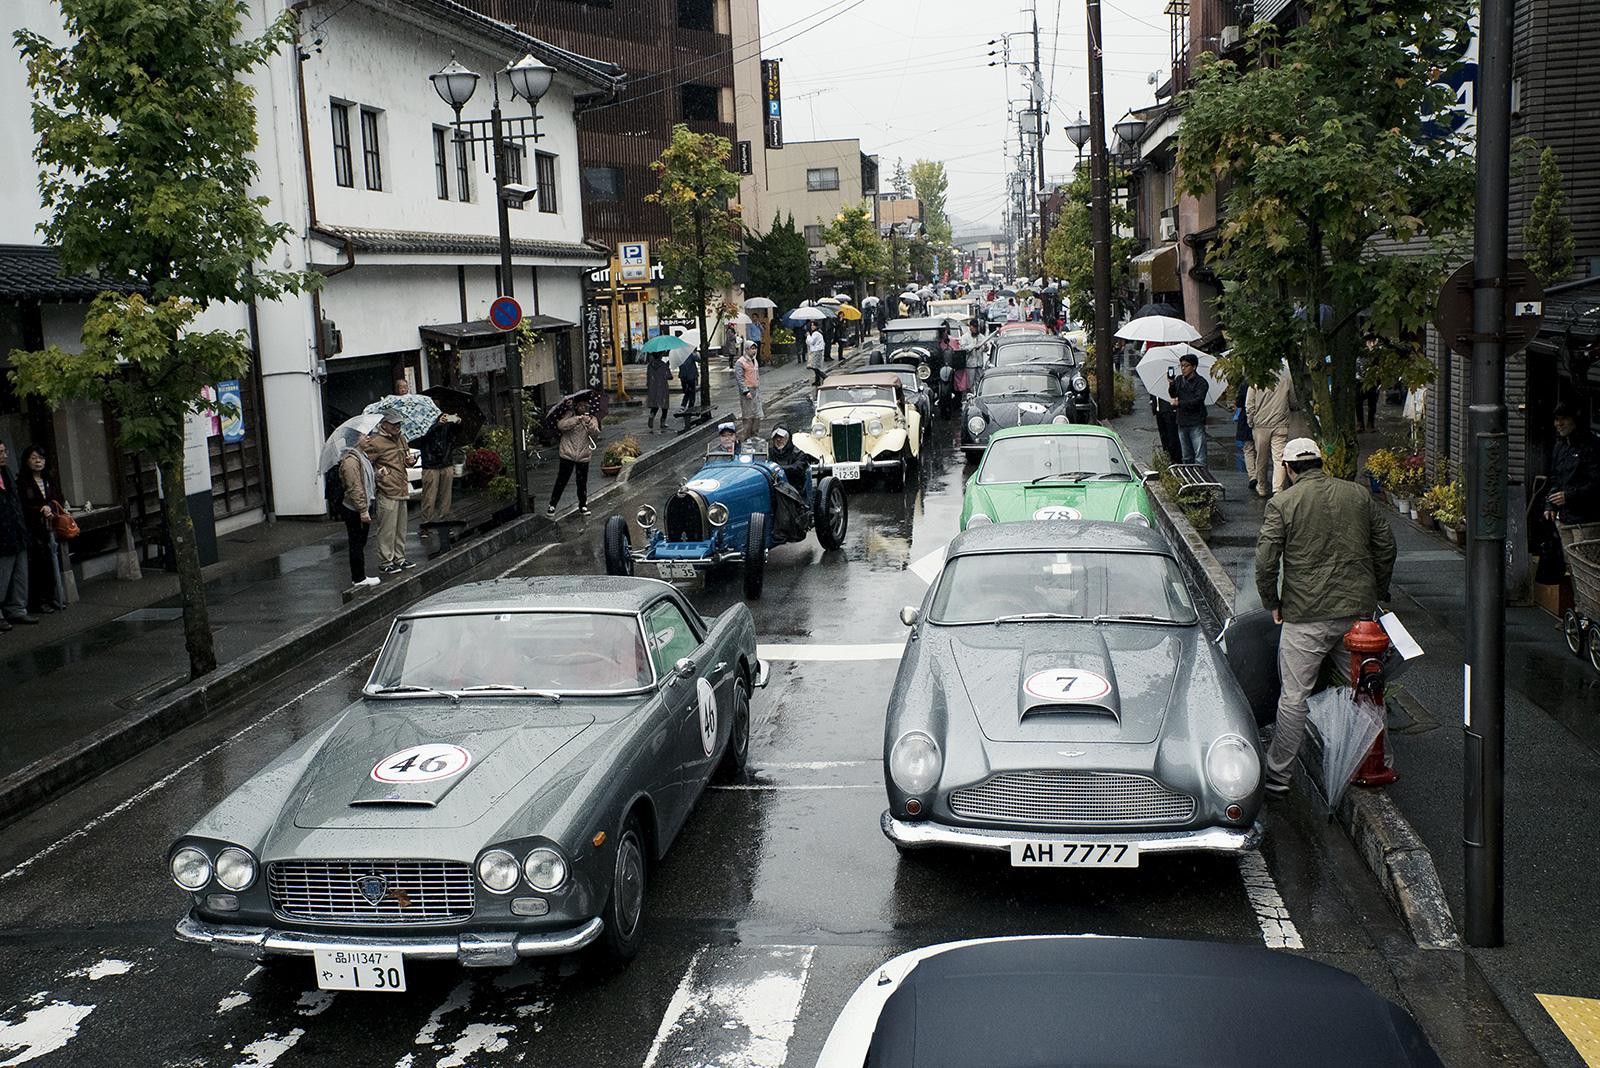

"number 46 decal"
[371, 743, 472, 784]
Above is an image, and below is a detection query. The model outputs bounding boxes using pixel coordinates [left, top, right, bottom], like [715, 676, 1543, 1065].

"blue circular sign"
[490, 295, 522, 331]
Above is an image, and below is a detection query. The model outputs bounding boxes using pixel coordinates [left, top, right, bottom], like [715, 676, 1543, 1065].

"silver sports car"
[882, 521, 1263, 866]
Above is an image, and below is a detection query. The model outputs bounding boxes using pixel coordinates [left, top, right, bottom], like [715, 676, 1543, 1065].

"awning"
[0, 244, 143, 304]
[1130, 243, 1180, 293]
[419, 315, 577, 350]
[321, 227, 609, 265]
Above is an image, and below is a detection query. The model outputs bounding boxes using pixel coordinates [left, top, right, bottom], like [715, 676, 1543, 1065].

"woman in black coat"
[17, 444, 67, 613]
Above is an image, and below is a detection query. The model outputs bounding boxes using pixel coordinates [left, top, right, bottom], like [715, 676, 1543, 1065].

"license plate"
[833, 462, 861, 481]
[312, 948, 407, 992]
[1009, 841, 1139, 868]
[656, 561, 697, 580]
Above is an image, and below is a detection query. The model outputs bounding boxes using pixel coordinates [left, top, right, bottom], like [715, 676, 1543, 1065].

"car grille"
[949, 770, 1195, 826]
[666, 491, 705, 541]
[267, 859, 475, 926]
[832, 422, 864, 462]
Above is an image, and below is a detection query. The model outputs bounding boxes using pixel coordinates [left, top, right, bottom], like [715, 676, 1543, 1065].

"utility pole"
[1031, 1, 1048, 265]
[1464, 0, 1512, 949]
[1085, 0, 1115, 418]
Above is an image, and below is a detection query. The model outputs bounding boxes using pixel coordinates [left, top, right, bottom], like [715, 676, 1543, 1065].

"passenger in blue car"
[768, 427, 808, 489]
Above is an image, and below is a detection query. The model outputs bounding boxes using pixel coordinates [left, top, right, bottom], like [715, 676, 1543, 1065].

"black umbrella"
[545, 388, 608, 434]
[422, 386, 485, 443]
[1133, 301, 1182, 319]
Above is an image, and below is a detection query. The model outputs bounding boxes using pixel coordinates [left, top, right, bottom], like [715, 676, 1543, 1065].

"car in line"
[830, 362, 934, 444]
[604, 442, 847, 599]
[959, 367, 1083, 455]
[169, 578, 768, 985]
[959, 424, 1155, 529]
[978, 335, 1096, 422]
[794, 373, 923, 490]
[882, 521, 1264, 867]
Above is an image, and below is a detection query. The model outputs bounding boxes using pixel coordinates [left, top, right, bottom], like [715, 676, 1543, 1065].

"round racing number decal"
[696, 678, 718, 757]
[1033, 505, 1082, 521]
[1017, 401, 1048, 415]
[372, 743, 472, 784]
[685, 477, 721, 493]
[1024, 669, 1112, 702]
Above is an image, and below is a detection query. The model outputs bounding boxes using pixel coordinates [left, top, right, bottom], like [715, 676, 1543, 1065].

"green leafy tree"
[648, 124, 742, 408]
[1523, 143, 1575, 287]
[1044, 168, 1139, 328]
[908, 160, 953, 244]
[10, 0, 316, 678]
[822, 203, 888, 302]
[1176, 1, 1476, 476]
[746, 213, 809, 318]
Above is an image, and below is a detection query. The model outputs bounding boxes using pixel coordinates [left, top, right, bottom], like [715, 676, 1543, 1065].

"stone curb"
[1141, 464, 1462, 951]
[0, 358, 848, 830]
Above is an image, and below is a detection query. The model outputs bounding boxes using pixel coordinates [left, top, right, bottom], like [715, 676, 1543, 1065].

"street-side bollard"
[1346, 619, 1398, 786]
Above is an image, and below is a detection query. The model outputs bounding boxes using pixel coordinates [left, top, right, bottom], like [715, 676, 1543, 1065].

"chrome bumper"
[754, 658, 770, 688]
[174, 912, 604, 966]
[881, 810, 1262, 855]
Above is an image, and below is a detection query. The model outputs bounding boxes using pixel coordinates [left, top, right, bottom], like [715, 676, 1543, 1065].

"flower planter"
[1392, 497, 1410, 515]
[1368, 475, 1383, 495]
[1408, 507, 1419, 521]
[1449, 526, 1466, 547]
[452, 463, 466, 479]
[601, 464, 623, 477]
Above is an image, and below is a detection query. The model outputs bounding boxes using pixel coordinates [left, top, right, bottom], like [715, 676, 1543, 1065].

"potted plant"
[1421, 481, 1466, 545]
[600, 434, 642, 476]
[1383, 454, 1423, 515]
[449, 446, 468, 479]
[1364, 448, 1398, 497]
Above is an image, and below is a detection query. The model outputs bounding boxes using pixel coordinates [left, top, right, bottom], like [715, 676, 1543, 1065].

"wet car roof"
[885, 318, 946, 330]
[403, 576, 668, 616]
[821, 372, 902, 389]
[949, 519, 1169, 557]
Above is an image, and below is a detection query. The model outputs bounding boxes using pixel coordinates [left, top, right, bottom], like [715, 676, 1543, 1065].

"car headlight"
[522, 847, 568, 892]
[966, 415, 987, 436]
[707, 502, 729, 527]
[967, 513, 994, 526]
[1123, 512, 1151, 527]
[867, 418, 884, 436]
[1206, 735, 1261, 802]
[916, 363, 931, 380]
[812, 422, 827, 437]
[214, 847, 256, 892]
[477, 849, 520, 893]
[636, 505, 657, 529]
[890, 731, 942, 794]
[170, 846, 212, 891]
[1051, 414, 1069, 424]
[1072, 374, 1089, 392]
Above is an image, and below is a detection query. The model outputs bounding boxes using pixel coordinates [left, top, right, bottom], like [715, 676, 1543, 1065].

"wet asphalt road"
[0, 393, 1539, 1068]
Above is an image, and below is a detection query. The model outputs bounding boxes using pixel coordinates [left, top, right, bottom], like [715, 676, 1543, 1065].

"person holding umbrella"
[646, 347, 672, 432]
[359, 404, 414, 574]
[1168, 352, 1210, 465]
[806, 321, 826, 386]
[548, 395, 601, 517]
[333, 442, 379, 588]
[677, 336, 700, 420]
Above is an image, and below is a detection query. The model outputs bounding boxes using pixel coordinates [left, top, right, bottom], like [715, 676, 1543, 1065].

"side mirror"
[673, 656, 697, 679]
[899, 606, 922, 627]
[1141, 470, 1159, 483]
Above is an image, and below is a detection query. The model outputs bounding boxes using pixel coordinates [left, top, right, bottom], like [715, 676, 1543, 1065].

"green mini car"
[959, 424, 1155, 530]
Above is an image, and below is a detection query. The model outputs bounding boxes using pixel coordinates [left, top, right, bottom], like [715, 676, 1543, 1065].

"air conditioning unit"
[1159, 218, 1178, 242]
[1219, 24, 1242, 50]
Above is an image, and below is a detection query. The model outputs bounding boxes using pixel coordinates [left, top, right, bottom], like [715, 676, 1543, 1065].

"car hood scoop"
[291, 701, 596, 830]
[946, 624, 1181, 744]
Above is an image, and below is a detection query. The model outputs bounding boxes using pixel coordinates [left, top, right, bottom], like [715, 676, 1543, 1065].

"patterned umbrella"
[545, 388, 607, 434]
[363, 393, 442, 441]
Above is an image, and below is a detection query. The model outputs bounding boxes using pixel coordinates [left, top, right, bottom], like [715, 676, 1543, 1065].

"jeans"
[0, 549, 27, 619]
[342, 506, 370, 583]
[1178, 424, 1207, 465]
[374, 496, 406, 566]
[1266, 617, 1355, 782]
[550, 458, 589, 509]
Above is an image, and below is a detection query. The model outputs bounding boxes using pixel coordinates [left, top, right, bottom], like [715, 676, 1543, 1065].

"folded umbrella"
[363, 393, 442, 441]
[319, 412, 384, 474]
[1307, 687, 1386, 811]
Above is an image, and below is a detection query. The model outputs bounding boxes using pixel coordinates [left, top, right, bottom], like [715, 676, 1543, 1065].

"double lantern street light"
[1062, 110, 1147, 162]
[428, 54, 555, 516]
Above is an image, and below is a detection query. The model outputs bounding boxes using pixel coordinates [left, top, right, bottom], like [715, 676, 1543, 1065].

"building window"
[433, 127, 449, 200]
[330, 102, 353, 188]
[505, 145, 524, 209]
[681, 83, 720, 123]
[455, 135, 471, 202]
[804, 224, 824, 247]
[806, 167, 840, 192]
[535, 152, 558, 213]
[677, 0, 714, 31]
[360, 107, 383, 191]
[582, 165, 623, 201]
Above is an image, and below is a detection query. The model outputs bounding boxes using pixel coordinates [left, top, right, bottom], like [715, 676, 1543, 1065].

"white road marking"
[436, 1022, 514, 1068]
[411, 980, 472, 1049]
[494, 541, 557, 579]
[66, 959, 132, 981]
[752, 761, 874, 770]
[231, 1029, 304, 1068]
[294, 990, 335, 1018]
[0, 653, 372, 885]
[909, 546, 946, 585]
[215, 991, 251, 1015]
[756, 642, 904, 662]
[710, 784, 878, 791]
[643, 945, 816, 1068]
[1237, 851, 1304, 950]
[0, 1000, 95, 1066]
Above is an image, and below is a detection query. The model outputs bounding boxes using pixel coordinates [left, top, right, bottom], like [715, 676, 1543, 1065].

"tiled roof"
[0, 245, 143, 304]
[371, 0, 624, 92]
[325, 227, 609, 263]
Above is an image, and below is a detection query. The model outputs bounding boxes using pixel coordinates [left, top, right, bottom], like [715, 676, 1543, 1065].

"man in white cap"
[1253, 438, 1396, 795]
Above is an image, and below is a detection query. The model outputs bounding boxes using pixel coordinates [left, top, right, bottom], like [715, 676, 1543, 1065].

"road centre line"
[909, 546, 946, 585]
[0, 653, 373, 885]
[494, 542, 556, 580]
[756, 643, 905, 661]
[1237, 851, 1304, 950]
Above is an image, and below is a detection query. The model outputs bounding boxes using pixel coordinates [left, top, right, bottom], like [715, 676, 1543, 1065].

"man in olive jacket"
[1254, 438, 1396, 794]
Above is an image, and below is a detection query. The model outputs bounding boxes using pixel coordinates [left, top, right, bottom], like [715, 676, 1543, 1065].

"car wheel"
[1564, 610, 1586, 656]
[715, 675, 752, 781]
[743, 512, 767, 600]
[603, 516, 633, 577]
[814, 477, 848, 549]
[596, 813, 648, 964]
[1589, 631, 1600, 675]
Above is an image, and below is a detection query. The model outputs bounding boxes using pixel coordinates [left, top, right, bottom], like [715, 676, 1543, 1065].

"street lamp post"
[430, 54, 555, 517]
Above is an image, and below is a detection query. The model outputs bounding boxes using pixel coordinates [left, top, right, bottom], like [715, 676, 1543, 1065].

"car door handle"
[713, 661, 728, 674]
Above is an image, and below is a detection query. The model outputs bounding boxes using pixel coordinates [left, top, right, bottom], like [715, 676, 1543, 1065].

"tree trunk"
[160, 453, 217, 678]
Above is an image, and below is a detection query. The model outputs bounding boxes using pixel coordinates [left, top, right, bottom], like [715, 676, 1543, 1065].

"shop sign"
[217, 379, 245, 443]
[736, 140, 753, 176]
[762, 59, 783, 149]
[460, 346, 507, 377]
[583, 303, 604, 392]
[618, 242, 650, 284]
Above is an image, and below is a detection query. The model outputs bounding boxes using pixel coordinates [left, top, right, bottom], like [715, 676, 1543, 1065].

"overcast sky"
[760, 0, 1173, 233]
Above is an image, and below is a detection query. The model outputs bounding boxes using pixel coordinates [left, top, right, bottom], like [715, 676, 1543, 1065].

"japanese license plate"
[656, 561, 697, 580]
[1009, 840, 1138, 868]
[833, 462, 861, 481]
[312, 948, 406, 992]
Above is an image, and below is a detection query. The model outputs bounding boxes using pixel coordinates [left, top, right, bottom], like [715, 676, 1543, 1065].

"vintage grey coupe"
[882, 522, 1263, 866]
[168, 578, 766, 987]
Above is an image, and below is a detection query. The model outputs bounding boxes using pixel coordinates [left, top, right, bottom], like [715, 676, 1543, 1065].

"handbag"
[53, 501, 80, 540]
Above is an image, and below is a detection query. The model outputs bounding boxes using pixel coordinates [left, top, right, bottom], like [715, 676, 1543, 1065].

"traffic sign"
[1433, 259, 1544, 358]
[618, 242, 650, 283]
[489, 295, 522, 332]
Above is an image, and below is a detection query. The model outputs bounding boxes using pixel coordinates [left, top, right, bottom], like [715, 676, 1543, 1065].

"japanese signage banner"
[583, 304, 604, 392]
[762, 59, 782, 150]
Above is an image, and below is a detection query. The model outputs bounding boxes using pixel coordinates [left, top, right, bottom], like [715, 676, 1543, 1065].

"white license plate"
[312, 948, 407, 992]
[833, 463, 861, 481]
[656, 561, 697, 580]
[1009, 841, 1139, 868]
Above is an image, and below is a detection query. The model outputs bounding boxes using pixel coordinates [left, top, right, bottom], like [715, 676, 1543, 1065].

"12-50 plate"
[832, 462, 861, 481]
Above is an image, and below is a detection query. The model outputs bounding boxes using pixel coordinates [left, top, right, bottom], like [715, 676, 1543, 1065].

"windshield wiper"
[1030, 471, 1094, 484]
[1093, 613, 1176, 625]
[1090, 472, 1133, 481]
[993, 612, 1086, 623]
[460, 684, 563, 702]
[369, 684, 459, 705]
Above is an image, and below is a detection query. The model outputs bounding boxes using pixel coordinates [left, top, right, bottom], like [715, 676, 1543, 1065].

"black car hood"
[940, 622, 1183, 743]
[971, 396, 1067, 429]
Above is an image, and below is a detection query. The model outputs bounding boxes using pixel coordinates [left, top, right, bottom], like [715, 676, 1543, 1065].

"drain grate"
[114, 607, 185, 623]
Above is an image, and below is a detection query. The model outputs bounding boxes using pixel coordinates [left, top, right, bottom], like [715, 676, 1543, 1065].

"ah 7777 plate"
[1009, 840, 1139, 868]
[312, 947, 406, 991]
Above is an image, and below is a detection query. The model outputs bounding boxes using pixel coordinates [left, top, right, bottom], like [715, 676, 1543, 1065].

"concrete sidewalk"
[0, 344, 847, 812]
[1110, 387, 1600, 1068]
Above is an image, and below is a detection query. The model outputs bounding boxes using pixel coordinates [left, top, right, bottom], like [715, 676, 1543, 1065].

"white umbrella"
[744, 296, 776, 311]
[1136, 345, 1228, 405]
[729, 312, 752, 324]
[319, 412, 383, 474]
[787, 306, 829, 321]
[861, 295, 880, 306]
[1115, 316, 1203, 344]
[817, 296, 842, 306]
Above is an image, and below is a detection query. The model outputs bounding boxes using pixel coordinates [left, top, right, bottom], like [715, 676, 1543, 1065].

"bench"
[1168, 463, 1225, 501]
[419, 497, 508, 558]
[675, 404, 717, 434]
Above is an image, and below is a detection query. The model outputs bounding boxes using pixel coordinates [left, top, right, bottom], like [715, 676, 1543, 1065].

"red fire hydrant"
[1345, 619, 1397, 786]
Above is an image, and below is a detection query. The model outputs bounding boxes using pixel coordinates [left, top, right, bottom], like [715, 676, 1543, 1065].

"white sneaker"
[354, 576, 380, 587]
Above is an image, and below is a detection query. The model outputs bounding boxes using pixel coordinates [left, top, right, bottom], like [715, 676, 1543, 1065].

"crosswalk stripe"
[643, 945, 816, 1068]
